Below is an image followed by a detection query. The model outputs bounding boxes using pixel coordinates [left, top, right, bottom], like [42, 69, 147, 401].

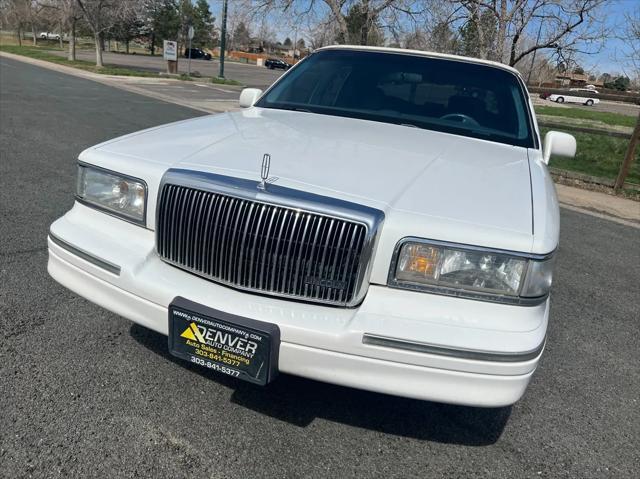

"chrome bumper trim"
[48, 233, 121, 276]
[362, 334, 545, 363]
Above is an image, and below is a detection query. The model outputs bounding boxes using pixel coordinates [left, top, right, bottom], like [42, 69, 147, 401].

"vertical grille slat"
[156, 184, 369, 306]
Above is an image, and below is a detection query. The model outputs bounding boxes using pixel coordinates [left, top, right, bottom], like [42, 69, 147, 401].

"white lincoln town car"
[48, 46, 576, 407]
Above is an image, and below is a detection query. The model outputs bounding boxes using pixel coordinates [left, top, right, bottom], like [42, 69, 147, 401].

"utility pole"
[219, 0, 228, 79]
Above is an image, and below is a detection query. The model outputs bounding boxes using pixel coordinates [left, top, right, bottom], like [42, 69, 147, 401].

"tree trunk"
[17, 27, 22, 47]
[360, 0, 370, 45]
[150, 32, 155, 55]
[493, 0, 508, 63]
[68, 19, 76, 61]
[94, 33, 103, 67]
[31, 24, 37, 46]
[474, 7, 487, 59]
[509, 33, 520, 66]
[59, 21, 64, 49]
[125, 39, 129, 54]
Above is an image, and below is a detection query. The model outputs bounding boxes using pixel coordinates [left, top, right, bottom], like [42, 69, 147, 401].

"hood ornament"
[258, 153, 271, 191]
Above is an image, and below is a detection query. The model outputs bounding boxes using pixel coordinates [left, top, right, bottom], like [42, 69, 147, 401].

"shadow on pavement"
[130, 323, 511, 446]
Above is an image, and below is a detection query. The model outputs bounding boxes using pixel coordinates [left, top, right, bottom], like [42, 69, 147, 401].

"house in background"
[553, 71, 604, 89]
[555, 71, 588, 87]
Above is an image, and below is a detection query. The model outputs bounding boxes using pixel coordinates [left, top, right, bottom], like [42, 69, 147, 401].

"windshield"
[256, 49, 535, 148]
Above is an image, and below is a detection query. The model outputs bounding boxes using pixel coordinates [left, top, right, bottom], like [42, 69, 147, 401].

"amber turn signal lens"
[399, 244, 440, 279]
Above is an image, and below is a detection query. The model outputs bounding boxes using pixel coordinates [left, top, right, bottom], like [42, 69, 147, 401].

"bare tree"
[75, 0, 133, 67]
[615, 6, 640, 83]
[3, 0, 46, 46]
[459, 0, 608, 67]
[26, 0, 44, 45]
[247, 1, 429, 46]
[3, 0, 30, 45]
[305, 17, 340, 49]
[40, 0, 82, 60]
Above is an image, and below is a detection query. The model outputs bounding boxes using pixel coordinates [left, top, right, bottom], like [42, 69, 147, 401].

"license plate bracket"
[168, 297, 280, 385]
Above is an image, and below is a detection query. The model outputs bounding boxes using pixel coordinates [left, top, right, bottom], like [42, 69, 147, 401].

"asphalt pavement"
[1, 56, 639, 479]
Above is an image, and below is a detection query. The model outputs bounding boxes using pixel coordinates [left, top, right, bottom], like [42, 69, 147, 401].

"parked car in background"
[39, 32, 61, 40]
[48, 46, 577, 408]
[265, 58, 291, 70]
[548, 91, 600, 106]
[184, 48, 211, 60]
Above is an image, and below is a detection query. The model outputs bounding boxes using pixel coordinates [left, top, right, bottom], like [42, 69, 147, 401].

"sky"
[206, 0, 639, 77]
[584, 0, 637, 75]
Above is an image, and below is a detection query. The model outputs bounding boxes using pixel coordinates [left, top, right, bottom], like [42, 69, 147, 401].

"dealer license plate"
[168, 297, 280, 385]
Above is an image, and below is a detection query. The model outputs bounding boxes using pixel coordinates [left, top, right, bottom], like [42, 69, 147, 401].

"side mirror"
[239, 88, 263, 108]
[542, 131, 576, 164]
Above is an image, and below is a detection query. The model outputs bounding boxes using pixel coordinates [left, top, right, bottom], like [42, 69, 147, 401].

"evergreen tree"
[232, 22, 251, 51]
[191, 0, 216, 47]
[344, 2, 384, 46]
[141, 0, 180, 55]
[459, 9, 496, 59]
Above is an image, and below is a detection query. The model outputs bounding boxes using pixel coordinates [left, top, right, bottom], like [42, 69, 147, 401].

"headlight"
[389, 239, 554, 305]
[76, 164, 147, 225]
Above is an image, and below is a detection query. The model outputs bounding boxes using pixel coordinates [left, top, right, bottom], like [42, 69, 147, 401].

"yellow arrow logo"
[180, 322, 206, 343]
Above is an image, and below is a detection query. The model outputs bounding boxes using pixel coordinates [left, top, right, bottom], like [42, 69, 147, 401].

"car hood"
[90, 108, 534, 249]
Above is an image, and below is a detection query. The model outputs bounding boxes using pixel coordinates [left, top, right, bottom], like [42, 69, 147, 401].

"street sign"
[163, 40, 177, 61]
[188, 26, 194, 40]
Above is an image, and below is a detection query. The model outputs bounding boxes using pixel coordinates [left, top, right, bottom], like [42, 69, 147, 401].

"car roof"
[315, 45, 522, 77]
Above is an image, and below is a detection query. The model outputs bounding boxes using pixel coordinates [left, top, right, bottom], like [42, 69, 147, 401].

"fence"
[538, 112, 640, 191]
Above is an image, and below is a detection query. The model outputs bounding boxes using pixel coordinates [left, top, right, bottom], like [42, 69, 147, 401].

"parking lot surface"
[1, 56, 639, 478]
[46, 48, 284, 89]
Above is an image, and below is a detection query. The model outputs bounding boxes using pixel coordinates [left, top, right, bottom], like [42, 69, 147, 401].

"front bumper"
[47, 202, 549, 407]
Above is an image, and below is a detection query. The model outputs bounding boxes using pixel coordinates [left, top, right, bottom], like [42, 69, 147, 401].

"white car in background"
[548, 90, 600, 106]
[39, 32, 61, 40]
[47, 46, 577, 407]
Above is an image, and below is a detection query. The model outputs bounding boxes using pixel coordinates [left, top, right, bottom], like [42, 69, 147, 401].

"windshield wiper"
[274, 105, 312, 113]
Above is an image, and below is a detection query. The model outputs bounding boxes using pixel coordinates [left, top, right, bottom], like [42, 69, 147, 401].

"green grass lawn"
[0, 44, 246, 86]
[210, 76, 243, 86]
[0, 44, 161, 77]
[542, 127, 639, 184]
[535, 105, 637, 128]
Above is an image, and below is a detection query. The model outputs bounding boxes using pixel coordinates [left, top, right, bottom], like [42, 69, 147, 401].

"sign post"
[163, 40, 178, 74]
[187, 26, 194, 76]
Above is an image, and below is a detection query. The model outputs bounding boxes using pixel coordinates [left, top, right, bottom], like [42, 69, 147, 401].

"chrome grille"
[156, 177, 378, 306]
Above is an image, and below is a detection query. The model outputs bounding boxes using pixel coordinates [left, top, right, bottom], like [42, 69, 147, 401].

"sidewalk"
[556, 184, 639, 227]
[2, 50, 638, 228]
